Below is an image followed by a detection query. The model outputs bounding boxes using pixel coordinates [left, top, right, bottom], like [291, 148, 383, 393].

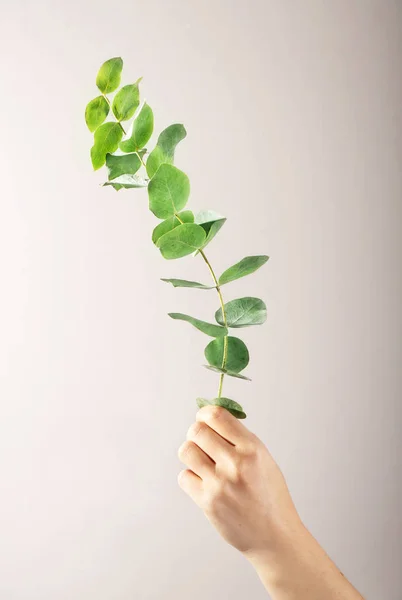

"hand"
[178, 406, 365, 600]
[178, 405, 301, 556]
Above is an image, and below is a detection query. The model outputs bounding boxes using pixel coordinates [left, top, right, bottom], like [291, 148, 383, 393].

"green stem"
[136, 151, 147, 170]
[198, 249, 228, 397]
[217, 373, 224, 398]
[174, 212, 228, 398]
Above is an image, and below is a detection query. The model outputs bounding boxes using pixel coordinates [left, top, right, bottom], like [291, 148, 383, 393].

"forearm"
[246, 522, 364, 600]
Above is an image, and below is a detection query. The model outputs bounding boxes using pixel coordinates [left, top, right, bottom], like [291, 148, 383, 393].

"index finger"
[196, 405, 255, 447]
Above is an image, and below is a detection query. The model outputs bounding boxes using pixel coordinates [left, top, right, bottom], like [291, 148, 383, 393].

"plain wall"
[0, 1, 401, 598]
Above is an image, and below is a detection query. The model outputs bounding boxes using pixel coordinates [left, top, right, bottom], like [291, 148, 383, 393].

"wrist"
[245, 519, 334, 598]
[244, 522, 363, 600]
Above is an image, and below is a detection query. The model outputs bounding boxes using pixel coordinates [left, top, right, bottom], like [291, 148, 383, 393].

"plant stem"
[136, 151, 147, 170]
[102, 94, 126, 134]
[198, 250, 226, 326]
[217, 372, 224, 398]
[198, 249, 228, 397]
[174, 211, 228, 398]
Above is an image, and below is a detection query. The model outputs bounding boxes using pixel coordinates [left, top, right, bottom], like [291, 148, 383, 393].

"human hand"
[178, 405, 301, 557]
[178, 406, 365, 600]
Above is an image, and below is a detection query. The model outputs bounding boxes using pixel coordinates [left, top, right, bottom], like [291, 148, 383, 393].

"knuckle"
[178, 440, 195, 461]
[228, 455, 244, 482]
[242, 438, 259, 459]
[211, 479, 225, 498]
[177, 469, 187, 487]
[203, 494, 215, 513]
[232, 453, 243, 468]
[186, 421, 204, 440]
[203, 478, 229, 513]
[206, 405, 225, 421]
[203, 488, 221, 513]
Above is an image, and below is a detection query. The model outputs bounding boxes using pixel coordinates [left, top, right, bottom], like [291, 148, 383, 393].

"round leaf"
[204, 336, 249, 373]
[168, 313, 227, 337]
[146, 124, 187, 178]
[120, 102, 154, 152]
[90, 122, 123, 170]
[152, 211, 193, 245]
[85, 96, 109, 132]
[96, 57, 123, 93]
[105, 152, 141, 181]
[216, 297, 267, 328]
[148, 164, 190, 219]
[196, 397, 246, 419]
[112, 82, 141, 121]
[157, 123, 187, 154]
[157, 223, 206, 259]
[219, 255, 269, 286]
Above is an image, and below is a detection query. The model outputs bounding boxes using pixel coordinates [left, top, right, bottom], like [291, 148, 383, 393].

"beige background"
[0, 1, 401, 598]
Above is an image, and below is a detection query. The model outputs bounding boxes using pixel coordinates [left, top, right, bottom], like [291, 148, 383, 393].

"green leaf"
[157, 223, 206, 259]
[103, 173, 148, 190]
[120, 102, 154, 152]
[195, 210, 226, 249]
[204, 336, 249, 373]
[168, 313, 227, 337]
[96, 57, 123, 94]
[85, 96, 109, 132]
[146, 124, 187, 178]
[203, 365, 251, 381]
[148, 164, 190, 219]
[152, 211, 193, 245]
[219, 255, 269, 286]
[156, 124, 187, 155]
[161, 278, 214, 289]
[90, 122, 123, 170]
[145, 146, 164, 179]
[112, 81, 141, 122]
[105, 152, 142, 181]
[196, 397, 247, 419]
[216, 297, 267, 328]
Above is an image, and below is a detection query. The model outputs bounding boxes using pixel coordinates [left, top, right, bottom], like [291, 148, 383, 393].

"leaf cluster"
[86, 58, 270, 418]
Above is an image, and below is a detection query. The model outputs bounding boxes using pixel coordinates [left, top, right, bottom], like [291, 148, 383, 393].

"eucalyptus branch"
[85, 57, 269, 419]
[174, 214, 228, 397]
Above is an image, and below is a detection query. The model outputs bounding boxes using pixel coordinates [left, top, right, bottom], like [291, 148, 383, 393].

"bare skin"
[178, 405, 364, 600]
